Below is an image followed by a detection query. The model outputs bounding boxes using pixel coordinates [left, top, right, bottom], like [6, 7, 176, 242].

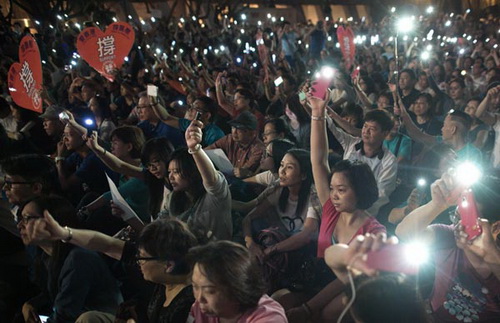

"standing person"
[474, 84, 500, 169]
[397, 69, 421, 108]
[278, 21, 298, 68]
[188, 240, 288, 322]
[306, 21, 326, 60]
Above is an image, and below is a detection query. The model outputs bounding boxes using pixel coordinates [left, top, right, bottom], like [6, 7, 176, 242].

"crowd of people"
[1, 3, 500, 323]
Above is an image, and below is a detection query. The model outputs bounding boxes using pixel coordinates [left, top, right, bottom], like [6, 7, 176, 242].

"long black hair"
[278, 149, 313, 218]
[141, 137, 174, 217]
[165, 148, 206, 216]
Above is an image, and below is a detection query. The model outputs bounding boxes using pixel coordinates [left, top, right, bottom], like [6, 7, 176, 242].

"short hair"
[188, 241, 266, 312]
[110, 126, 145, 159]
[416, 93, 435, 117]
[449, 78, 465, 89]
[349, 274, 429, 323]
[400, 69, 417, 80]
[364, 109, 394, 133]
[235, 88, 253, 101]
[141, 137, 173, 166]
[449, 110, 472, 133]
[195, 96, 217, 121]
[264, 118, 296, 143]
[331, 160, 378, 210]
[341, 104, 364, 128]
[137, 218, 198, 275]
[1, 154, 60, 195]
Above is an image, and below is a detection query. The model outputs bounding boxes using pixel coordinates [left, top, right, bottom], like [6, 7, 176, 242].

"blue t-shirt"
[138, 120, 186, 147]
[178, 118, 225, 147]
[65, 151, 118, 195]
[436, 136, 483, 165]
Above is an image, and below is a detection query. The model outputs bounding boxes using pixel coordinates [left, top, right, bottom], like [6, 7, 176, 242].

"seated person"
[79, 126, 150, 234]
[241, 149, 322, 292]
[188, 240, 287, 322]
[19, 196, 122, 322]
[244, 139, 296, 186]
[396, 174, 500, 322]
[56, 123, 118, 204]
[206, 111, 265, 179]
[31, 215, 197, 323]
[39, 105, 66, 157]
[151, 95, 224, 146]
[136, 92, 185, 147]
[262, 118, 296, 146]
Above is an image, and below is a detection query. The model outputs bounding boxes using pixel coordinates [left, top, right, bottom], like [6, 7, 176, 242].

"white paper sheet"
[106, 173, 144, 224]
[205, 149, 234, 174]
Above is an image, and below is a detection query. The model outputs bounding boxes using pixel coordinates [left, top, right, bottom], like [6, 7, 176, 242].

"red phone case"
[311, 78, 331, 100]
[458, 189, 482, 241]
[365, 244, 420, 275]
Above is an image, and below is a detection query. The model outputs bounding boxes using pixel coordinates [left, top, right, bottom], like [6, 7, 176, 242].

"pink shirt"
[187, 294, 287, 323]
[317, 199, 386, 258]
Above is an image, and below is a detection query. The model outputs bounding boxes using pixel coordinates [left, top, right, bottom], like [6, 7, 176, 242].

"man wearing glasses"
[0, 154, 59, 321]
[151, 96, 225, 147]
[136, 92, 185, 147]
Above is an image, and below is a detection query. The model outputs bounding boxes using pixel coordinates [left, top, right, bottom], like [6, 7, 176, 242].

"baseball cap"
[228, 111, 257, 130]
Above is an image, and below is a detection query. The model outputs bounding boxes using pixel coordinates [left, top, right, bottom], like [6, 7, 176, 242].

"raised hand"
[185, 120, 203, 149]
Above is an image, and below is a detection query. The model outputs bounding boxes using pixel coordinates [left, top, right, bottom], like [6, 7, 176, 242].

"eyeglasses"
[17, 214, 43, 225]
[2, 177, 35, 189]
[135, 255, 166, 265]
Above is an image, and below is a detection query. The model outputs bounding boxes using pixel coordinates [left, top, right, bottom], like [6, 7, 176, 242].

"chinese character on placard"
[97, 35, 115, 57]
[20, 61, 34, 93]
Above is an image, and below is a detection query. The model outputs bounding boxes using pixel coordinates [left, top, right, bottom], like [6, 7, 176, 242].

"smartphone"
[59, 112, 70, 121]
[310, 78, 331, 100]
[365, 244, 420, 275]
[274, 76, 284, 87]
[39, 315, 49, 323]
[147, 84, 158, 97]
[351, 66, 360, 80]
[298, 91, 307, 101]
[458, 189, 482, 241]
[195, 111, 203, 121]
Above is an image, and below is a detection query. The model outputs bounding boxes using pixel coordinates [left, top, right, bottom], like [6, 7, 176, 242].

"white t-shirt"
[261, 184, 321, 234]
[253, 171, 277, 186]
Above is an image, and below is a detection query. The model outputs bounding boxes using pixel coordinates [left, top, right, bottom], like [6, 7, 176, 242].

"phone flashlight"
[274, 76, 284, 87]
[59, 112, 70, 121]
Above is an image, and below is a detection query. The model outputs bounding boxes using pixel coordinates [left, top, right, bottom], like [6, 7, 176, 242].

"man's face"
[2, 175, 38, 206]
[231, 127, 255, 145]
[137, 96, 155, 122]
[63, 125, 84, 150]
[441, 115, 455, 141]
[81, 85, 96, 103]
[398, 72, 415, 91]
[448, 82, 464, 101]
[361, 120, 387, 146]
[185, 100, 210, 124]
[43, 118, 64, 137]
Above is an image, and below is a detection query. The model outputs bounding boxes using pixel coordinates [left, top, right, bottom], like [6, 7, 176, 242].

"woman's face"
[192, 263, 240, 318]
[147, 154, 167, 179]
[17, 201, 42, 246]
[279, 153, 304, 188]
[464, 100, 480, 118]
[329, 172, 357, 212]
[111, 136, 130, 160]
[377, 95, 390, 110]
[262, 123, 280, 145]
[136, 247, 167, 284]
[260, 144, 274, 171]
[167, 159, 190, 191]
[89, 97, 99, 114]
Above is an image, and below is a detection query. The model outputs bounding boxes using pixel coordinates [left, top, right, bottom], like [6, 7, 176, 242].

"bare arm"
[215, 73, 237, 117]
[309, 94, 332, 206]
[396, 95, 437, 146]
[150, 98, 180, 129]
[265, 218, 319, 254]
[475, 86, 500, 126]
[86, 131, 144, 179]
[33, 210, 125, 261]
[327, 107, 361, 137]
[185, 120, 218, 187]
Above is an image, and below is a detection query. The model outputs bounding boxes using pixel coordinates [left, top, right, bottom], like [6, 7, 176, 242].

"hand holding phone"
[147, 84, 158, 97]
[310, 78, 331, 100]
[274, 76, 284, 87]
[457, 189, 482, 241]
